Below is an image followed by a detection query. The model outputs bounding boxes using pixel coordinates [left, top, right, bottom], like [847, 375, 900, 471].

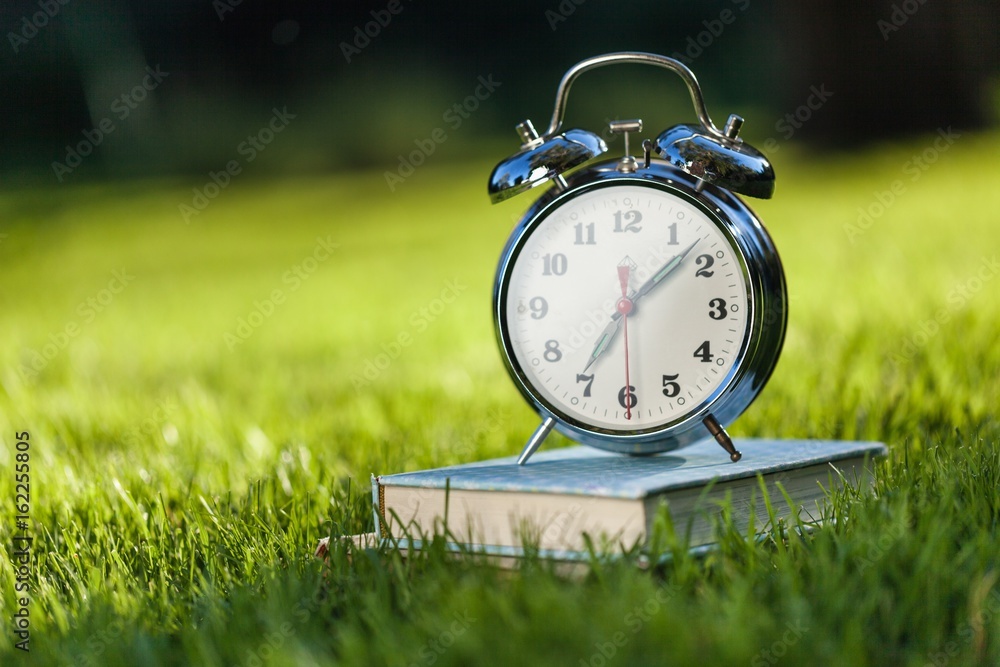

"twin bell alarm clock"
[487, 52, 786, 465]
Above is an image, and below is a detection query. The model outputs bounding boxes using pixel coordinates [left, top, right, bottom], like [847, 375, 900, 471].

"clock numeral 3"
[576, 373, 594, 397]
[661, 373, 680, 398]
[613, 210, 642, 233]
[617, 385, 638, 409]
[543, 340, 562, 362]
[708, 298, 727, 320]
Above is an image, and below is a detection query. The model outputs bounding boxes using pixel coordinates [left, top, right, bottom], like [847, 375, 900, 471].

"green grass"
[2, 129, 999, 666]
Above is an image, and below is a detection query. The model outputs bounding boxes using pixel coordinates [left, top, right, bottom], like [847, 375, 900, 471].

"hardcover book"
[371, 438, 887, 559]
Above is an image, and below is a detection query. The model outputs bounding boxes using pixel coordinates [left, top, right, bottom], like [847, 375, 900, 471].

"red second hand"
[617, 265, 633, 420]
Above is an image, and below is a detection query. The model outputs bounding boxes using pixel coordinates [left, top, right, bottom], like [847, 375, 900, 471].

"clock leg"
[703, 414, 742, 462]
[517, 417, 556, 465]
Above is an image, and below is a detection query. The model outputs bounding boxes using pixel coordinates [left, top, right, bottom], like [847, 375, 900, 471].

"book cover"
[372, 438, 887, 559]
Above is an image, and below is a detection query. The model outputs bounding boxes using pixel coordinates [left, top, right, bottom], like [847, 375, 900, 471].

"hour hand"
[581, 313, 622, 373]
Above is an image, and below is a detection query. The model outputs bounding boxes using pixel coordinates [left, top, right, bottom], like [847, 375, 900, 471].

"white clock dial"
[501, 181, 751, 434]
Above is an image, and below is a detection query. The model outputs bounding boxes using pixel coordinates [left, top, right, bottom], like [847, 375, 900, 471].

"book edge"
[376, 440, 889, 500]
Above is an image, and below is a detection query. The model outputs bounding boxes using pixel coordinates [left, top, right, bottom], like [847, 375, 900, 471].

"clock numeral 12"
[613, 210, 642, 233]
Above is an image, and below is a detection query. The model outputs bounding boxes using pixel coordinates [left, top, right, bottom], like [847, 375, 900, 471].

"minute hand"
[632, 240, 699, 302]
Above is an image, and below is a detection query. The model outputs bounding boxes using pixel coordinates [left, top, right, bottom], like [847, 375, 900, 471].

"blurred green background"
[3, 2, 1000, 665]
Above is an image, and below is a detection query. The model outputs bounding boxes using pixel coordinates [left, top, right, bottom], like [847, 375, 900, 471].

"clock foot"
[517, 417, 556, 465]
[703, 414, 742, 462]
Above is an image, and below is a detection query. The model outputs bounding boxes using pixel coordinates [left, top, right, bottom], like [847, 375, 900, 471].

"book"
[371, 438, 887, 559]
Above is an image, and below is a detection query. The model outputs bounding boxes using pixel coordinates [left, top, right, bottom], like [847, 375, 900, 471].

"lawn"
[1, 129, 999, 666]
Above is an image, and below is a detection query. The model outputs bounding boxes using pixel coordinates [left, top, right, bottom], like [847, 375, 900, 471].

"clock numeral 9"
[529, 296, 548, 319]
[613, 210, 643, 233]
[543, 340, 562, 362]
[693, 340, 713, 363]
[617, 385, 637, 409]
[576, 373, 594, 397]
[661, 373, 680, 398]
[542, 253, 567, 276]
[708, 298, 727, 320]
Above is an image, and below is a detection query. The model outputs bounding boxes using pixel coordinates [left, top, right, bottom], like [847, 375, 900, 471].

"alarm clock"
[487, 52, 786, 465]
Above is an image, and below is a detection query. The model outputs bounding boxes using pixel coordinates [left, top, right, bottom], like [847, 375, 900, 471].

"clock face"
[498, 180, 753, 438]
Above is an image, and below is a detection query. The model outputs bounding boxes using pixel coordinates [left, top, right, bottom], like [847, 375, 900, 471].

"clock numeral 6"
[576, 373, 594, 397]
[708, 298, 727, 320]
[693, 340, 713, 363]
[543, 340, 562, 362]
[661, 373, 680, 398]
[617, 385, 638, 409]
[542, 253, 567, 276]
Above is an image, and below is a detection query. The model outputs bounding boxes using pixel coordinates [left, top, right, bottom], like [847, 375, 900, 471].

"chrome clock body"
[493, 162, 786, 455]
[487, 52, 786, 464]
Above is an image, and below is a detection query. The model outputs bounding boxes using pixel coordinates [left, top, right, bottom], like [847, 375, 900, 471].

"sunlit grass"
[1, 130, 999, 664]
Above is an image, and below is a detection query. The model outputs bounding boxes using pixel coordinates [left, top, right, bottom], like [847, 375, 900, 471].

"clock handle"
[542, 51, 730, 144]
[517, 416, 556, 465]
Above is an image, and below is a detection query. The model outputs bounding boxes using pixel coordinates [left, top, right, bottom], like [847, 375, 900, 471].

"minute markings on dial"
[505, 184, 751, 433]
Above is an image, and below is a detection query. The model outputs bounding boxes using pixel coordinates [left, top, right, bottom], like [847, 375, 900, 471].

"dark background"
[1, 0, 997, 184]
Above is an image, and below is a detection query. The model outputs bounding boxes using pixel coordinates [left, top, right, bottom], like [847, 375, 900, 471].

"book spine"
[371, 474, 387, 539]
